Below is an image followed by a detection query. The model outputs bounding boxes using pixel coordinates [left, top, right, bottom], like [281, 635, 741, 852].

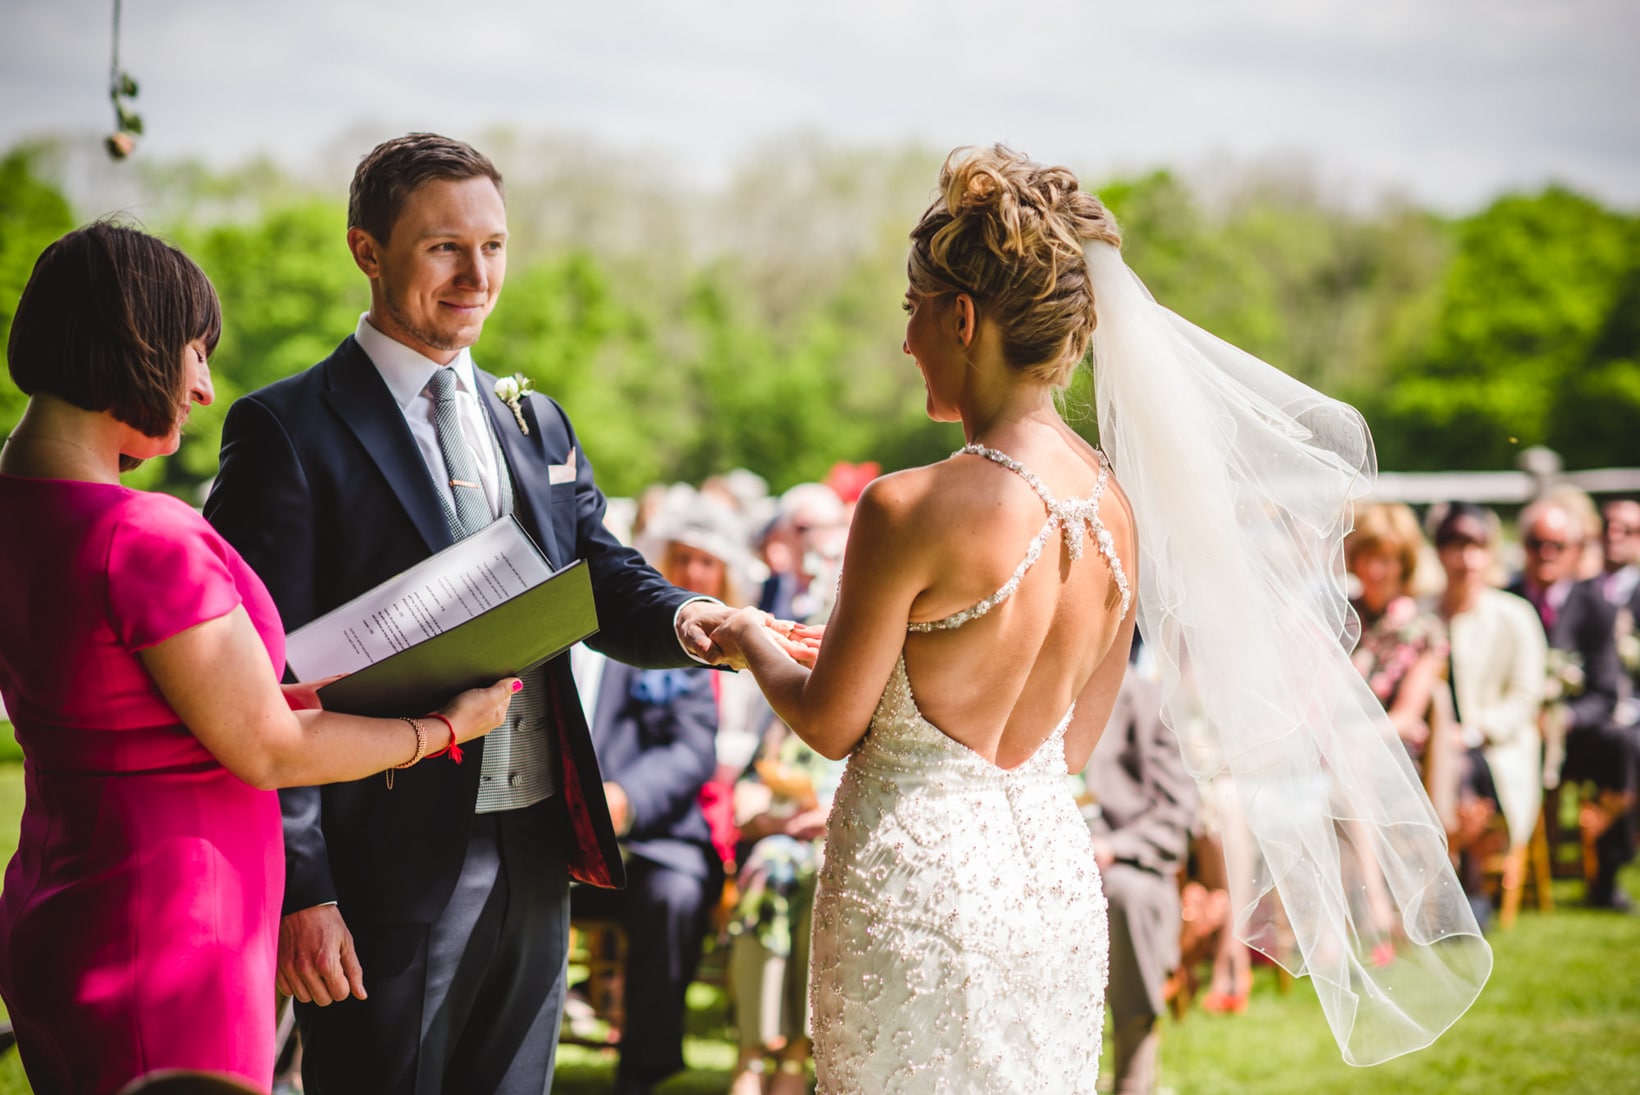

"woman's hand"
[281, 674, 345, 711]
[437, 677, 523, 745]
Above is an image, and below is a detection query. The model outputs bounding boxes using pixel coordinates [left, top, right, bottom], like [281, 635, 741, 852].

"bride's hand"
[775, 620, 824, 668]
[708, 607, 766, 671]
[710, 610, 820, 670]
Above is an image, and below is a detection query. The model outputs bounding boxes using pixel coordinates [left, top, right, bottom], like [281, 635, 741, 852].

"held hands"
[277, 904, 365, 1006]
[708, 607, 823, 670]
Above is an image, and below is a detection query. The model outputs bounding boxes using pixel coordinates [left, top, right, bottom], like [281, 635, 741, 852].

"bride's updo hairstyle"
[909, 145, 1121, 388]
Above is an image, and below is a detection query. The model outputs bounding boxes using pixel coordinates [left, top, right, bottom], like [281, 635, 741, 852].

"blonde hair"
[908, 145, 1121, 388]
[1346, 502, 1426, 590]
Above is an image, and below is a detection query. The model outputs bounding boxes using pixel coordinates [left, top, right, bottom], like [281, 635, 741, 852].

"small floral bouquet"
[1540, 648, 1585, 788]
[493, 373, 535, 434]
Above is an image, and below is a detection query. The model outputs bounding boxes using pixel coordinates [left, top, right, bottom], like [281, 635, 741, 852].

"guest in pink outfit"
[0, 223, 518, 1095]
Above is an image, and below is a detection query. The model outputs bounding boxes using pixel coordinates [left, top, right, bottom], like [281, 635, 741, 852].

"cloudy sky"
[4, 0, 1636, 211]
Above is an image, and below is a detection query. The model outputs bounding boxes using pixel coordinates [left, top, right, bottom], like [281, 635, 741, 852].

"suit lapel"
[478, 367, 562, 568]
[320, 337, 454, 555]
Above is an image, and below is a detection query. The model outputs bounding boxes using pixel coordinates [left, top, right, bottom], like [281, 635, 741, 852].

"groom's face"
[353, 175, 508, 364]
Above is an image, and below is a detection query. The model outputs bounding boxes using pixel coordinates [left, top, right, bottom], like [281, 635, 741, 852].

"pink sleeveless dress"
[0, 477, 285, 1094]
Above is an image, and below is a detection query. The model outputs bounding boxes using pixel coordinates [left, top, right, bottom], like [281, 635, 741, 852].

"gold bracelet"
[386, 716, 428, 789]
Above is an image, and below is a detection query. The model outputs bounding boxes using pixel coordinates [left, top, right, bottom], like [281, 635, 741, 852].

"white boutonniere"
[494, 373, 535, 435]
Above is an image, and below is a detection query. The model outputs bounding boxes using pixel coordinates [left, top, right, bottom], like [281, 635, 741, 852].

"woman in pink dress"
[0, 223, 519, 1095]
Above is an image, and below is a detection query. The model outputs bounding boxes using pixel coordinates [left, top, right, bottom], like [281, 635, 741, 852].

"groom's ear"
[347, 227, 382, 278]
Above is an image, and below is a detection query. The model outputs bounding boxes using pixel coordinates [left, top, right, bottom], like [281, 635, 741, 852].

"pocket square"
[547, 446, 578, 485]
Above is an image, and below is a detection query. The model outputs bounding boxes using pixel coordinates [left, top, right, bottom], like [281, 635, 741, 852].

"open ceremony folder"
[284, 516, 599, 717]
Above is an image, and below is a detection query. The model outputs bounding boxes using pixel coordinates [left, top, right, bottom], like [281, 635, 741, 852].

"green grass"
[0, 744, 1633, 1094]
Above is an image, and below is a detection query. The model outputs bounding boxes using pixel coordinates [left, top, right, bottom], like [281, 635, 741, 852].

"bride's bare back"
[893, 427, 1137, 772]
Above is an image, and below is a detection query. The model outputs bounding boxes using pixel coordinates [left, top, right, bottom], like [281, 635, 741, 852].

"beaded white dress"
[810, 445, 1130, 1094]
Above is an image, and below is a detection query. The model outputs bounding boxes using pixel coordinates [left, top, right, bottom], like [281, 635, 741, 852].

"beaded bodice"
[908, 443, 1131, 633]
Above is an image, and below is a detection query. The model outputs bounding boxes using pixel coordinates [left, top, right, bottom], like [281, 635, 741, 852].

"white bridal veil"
[1088, 241, 1492, 1065]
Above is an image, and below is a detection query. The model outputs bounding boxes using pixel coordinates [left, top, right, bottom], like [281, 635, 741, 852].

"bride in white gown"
[712, 148, 1139, 1092]
[711, 145, 1490, 1092]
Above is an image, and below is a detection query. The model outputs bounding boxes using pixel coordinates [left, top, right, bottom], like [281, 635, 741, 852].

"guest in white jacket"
[1432, 503, 1547, 923]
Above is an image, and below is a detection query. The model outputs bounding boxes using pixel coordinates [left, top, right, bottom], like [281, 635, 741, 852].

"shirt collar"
[354, 314, 480, 411]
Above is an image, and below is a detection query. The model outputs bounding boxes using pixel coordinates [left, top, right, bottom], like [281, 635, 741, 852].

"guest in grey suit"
[1084, 666, 1197, 1095]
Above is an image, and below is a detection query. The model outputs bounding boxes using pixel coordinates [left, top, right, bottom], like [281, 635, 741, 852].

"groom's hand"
[676, 599, 735, 662]
[277, 903, 366, 1006]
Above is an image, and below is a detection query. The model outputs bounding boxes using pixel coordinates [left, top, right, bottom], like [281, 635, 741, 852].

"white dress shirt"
[355, 315, 502, 519]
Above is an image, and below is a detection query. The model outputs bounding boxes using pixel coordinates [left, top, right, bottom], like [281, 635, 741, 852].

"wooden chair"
[561, 917, 627, 1048]
[1422, 686, 1555, 928]
[1485, 806, 1554, 929]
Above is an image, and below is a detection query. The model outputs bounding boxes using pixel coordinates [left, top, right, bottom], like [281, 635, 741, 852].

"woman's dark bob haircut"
[7, 221, 221, 439]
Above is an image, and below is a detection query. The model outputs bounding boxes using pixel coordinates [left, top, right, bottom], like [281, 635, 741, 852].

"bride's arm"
[715, 474, 930, 759]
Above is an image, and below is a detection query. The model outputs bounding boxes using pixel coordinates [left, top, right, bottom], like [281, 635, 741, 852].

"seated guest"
[1510, 495, 1637, 909]
[1431, 503, 1547, 925]
[757, 482, 848, 622]
[638, 490, 764, 872]
[569, 644, 721, 1095]
[1345, 502, 1449, 945]
[1085, 670, 1196, 1095]
[1346, 502, 1449, 761]
[1598, 498, 1640, 728]
[724, 726, 845, 1095]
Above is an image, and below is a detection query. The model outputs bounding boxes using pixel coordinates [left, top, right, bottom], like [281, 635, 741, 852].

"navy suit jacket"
[1508, 575, 1621, 733]
[589, 662, 719, 880]
[204, 335, 695, 923]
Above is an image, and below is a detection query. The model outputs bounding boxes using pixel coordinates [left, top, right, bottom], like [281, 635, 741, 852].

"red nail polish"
[511, 680, 523, 692]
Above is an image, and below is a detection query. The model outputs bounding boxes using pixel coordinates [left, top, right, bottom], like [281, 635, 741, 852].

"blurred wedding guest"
[1085, 671, 1195, 1095]
[1346, 503, 1449, 761]
[1431, 503, 1547, 927]
[1544, 483, 1607, 582]
[0, 223, 513, 1095]
[638, 489, 765, 867]
[724, 728, 846, 1095]
[1510, 496, 1637, 909]
[1601, 499, 1640, 608]
[1345, 503, 1449, 949]
[1599, 499, 1640, 728]
[758, 482, 848, 623]
[569, 644, 720, 1095]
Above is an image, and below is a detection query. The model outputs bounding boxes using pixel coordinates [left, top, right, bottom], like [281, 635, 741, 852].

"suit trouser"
[298, 800, 570, 1095]
[570, 854, 720, 1085]
[1563, 723, 1640, 894]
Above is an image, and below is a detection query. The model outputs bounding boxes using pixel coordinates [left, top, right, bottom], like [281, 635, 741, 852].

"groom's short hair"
[348, 133, 504, 245]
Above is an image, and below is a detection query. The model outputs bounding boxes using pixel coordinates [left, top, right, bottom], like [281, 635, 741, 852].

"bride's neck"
[961, 385, 1060, 450]
[1, 396, 126, 484]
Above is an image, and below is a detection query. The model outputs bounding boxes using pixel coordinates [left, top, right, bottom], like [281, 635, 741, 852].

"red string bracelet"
[424, 712, 463, 764]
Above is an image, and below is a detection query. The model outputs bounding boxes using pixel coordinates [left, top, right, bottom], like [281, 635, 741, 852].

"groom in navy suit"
[205, 133, 732, 1094]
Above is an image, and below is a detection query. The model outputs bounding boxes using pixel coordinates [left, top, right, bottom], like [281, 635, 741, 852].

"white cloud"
[3, 0, 1635, 210]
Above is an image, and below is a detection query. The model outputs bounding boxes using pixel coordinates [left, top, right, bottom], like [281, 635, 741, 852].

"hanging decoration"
[105, 0, 142, 159]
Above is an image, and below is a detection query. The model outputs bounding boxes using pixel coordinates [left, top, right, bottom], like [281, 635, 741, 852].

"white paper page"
[285, 518, 555, 681]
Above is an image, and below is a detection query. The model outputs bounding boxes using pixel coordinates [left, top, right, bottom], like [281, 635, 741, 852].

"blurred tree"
[0, 146, 77, 435]
[1370, 186, 1635, 470]
[4, 137, 1635, 506]
[155, 199, 365, 498]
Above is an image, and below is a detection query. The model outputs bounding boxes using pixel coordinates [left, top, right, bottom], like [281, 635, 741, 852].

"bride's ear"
[952, 293, 977, 348]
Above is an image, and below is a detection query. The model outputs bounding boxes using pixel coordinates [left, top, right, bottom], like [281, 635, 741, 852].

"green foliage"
[0, 147, 77, 432]
[1369, 187, 1639, 471]
[1, 141, 1635, 505]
